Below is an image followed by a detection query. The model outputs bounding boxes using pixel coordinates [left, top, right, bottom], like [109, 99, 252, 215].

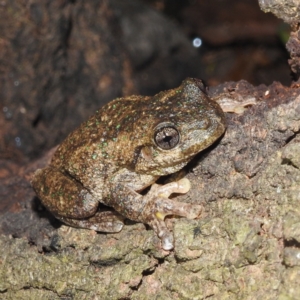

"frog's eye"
[154, 123, 180, 150]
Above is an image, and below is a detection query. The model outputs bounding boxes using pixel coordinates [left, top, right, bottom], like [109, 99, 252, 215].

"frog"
[31, 78, 226, 250]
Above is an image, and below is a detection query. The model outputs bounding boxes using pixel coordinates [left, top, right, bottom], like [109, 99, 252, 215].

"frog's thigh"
[33, 167, 99, 219]
[58, 211, 124, 233]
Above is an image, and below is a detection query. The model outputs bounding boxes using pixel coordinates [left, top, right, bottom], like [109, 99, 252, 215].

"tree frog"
[32, 78, 226, 250]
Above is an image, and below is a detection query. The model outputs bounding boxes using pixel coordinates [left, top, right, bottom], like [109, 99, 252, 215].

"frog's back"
[50, 96, 152, 181]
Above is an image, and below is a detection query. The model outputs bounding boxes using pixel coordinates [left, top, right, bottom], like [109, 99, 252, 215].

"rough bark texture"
[287, 29, 300, 80]
[2, 81, 300, 299]
[259, 0, 300, 25]
[259, 0, 300, 82]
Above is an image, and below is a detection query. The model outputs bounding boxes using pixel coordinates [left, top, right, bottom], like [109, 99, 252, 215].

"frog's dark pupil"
[155, 126, 180, 150]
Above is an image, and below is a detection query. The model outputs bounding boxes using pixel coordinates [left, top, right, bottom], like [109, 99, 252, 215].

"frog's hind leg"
[32, 167, 98, 218]
[32, 167, 124, 232]
[58, 211, 124, 233]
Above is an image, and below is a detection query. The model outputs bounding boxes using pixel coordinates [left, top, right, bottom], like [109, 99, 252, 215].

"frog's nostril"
[198, 118, 210, 130]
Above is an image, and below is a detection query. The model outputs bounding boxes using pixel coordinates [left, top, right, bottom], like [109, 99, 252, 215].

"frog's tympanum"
[32, 78, 226, 250]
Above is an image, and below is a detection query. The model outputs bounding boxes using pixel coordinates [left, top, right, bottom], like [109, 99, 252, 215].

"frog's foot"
[58, 211, 125, 233]
[141, 178, 202, 250]
[217, 97, 257, 114]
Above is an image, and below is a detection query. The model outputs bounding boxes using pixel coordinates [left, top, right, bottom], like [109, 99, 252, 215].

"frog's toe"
[161, 231, 174, 250]
[88, 211, 125, 232]
[155, 198, 202, 219]
[144, 198, 202, 250]
[184, 204, 202, 219]
[146, 179, 202, 219]
[149, 217, 174, 250]
[88, 220, 124, 232]
[60, 211, 125, 233]
[150, 178, 191, 199]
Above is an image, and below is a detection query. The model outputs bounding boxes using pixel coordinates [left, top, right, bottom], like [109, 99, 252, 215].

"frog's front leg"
[109, 176, 202, 250]
[141, 179, 202, 250]
[32, 167, 124, 232]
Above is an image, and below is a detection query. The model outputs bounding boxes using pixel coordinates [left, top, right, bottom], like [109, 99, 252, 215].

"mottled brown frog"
[32, 78, 226, 250]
